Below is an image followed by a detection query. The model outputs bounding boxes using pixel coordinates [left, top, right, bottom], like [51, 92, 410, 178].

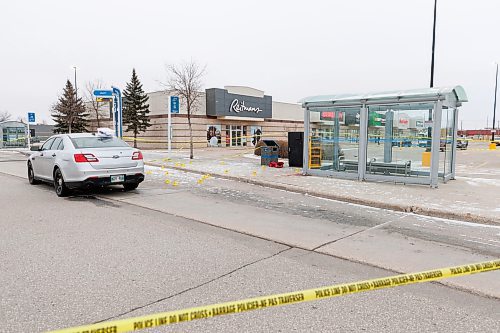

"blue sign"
[170, 96, 179, 114]
[93, 89, 113, 97]
[112, 86, 123, 137]
[28, 112, 35, 123]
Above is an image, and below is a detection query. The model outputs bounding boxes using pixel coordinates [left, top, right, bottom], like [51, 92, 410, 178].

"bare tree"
[85, 80, 107, 128]
[165, 61, 206, 159]
[0, 111, 12, 122]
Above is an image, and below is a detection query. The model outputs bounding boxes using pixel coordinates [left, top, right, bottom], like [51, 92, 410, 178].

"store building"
[30, 124, 55, 143]
[89, 86, 309, 149]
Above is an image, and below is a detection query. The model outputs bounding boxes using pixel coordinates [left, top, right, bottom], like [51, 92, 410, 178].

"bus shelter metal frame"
[301, 86, 467, 188]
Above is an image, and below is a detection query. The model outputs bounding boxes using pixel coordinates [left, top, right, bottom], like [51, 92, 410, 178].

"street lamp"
[430, 0, 437, 88]
[73, 66, 78, 100]
[492, 62, 498, 142]
[426, 0, 438, 151]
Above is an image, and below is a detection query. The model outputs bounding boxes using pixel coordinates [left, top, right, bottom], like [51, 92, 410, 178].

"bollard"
[422, 152, 431, 167]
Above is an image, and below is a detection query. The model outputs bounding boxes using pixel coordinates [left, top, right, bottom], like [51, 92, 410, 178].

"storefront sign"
[395, 113, 410, 129]
[230, 99, 263, 114]
[320, 111, 345, 124]
[368, 111, 385, 127]
[206, 88, 272, 119]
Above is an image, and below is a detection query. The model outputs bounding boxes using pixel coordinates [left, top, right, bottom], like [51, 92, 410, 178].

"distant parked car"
[27, 132, 144, 197]
[456, 138, 468, 150]
[418, 139, 430, 148]
[392, 138, 412, 147]
[439, 138, 468, 151]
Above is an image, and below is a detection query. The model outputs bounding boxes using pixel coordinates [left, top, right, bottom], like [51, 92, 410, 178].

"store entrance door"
[230, 125, 242, 147]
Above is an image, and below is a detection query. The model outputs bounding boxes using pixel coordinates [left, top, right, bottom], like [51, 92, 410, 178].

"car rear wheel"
[54, 168, 70, 197]
[28, 162, 40, 185]
[123, 183, 139, 191]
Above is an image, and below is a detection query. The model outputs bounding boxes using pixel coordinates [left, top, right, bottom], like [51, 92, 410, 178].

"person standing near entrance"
[252, 128, 262, 146]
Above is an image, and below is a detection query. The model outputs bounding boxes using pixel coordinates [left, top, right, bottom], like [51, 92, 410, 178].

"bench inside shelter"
[340, 159, 411, 176]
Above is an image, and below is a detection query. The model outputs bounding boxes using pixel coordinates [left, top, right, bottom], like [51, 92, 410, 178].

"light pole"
[492, 62, 498, 142]
[73, 66, 78, 100]
[426, 0, 438, 151]
[430, 0, 437, 88]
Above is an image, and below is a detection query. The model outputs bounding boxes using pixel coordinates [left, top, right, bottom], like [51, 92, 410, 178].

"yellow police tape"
[48, 260, 499, 333]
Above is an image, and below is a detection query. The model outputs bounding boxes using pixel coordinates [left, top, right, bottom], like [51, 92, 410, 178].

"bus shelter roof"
[301, 86, 467, 108]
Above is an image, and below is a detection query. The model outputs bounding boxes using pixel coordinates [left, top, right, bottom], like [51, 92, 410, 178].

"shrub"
[254, 140, 265, 156]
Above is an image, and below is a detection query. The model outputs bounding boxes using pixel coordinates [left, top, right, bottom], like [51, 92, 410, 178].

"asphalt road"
[0, 152, 499, 333]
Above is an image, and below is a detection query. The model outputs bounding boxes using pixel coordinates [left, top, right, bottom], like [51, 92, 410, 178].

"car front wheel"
[28, 162, 40, 185]
[54, 168, 70, 197]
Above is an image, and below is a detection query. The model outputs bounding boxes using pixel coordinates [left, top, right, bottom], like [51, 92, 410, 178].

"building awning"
[300, 86, 467, 108]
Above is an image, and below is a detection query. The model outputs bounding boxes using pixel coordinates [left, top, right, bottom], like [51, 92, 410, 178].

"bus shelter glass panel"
[366, 104, 433, 179]
[2, 127, 26, 147]
[308, 108, 359, 174]
[440, 107, 455, 178]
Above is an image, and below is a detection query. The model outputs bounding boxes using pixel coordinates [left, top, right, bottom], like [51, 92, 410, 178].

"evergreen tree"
[122, 69, 151, 147]
[52, 80, 89, 133]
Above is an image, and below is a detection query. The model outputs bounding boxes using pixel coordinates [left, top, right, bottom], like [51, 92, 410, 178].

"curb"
[13, 150, 30, 157]
[146, 161, 500, 226]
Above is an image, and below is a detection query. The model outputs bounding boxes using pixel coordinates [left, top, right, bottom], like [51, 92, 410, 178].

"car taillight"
[74, 153, 99, 163]
[132, 151, 143, 160]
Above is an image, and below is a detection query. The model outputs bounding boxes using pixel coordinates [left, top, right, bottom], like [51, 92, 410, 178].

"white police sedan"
[27, 133, 145, 197]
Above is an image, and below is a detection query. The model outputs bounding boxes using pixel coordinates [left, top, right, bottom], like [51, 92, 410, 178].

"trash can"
[260, 140, 279, 165]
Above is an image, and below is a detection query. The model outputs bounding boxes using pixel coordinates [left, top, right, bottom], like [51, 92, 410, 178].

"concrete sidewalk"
[143, 145, 500, 225]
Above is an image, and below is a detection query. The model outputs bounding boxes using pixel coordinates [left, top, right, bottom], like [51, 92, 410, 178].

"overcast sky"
[0, 0, 498, 129]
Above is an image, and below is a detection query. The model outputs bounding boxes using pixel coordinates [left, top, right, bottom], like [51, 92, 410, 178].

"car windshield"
[70, 136, 130, 149]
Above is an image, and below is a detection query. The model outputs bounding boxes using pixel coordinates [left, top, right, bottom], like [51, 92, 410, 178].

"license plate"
[110, 175, 125, 183]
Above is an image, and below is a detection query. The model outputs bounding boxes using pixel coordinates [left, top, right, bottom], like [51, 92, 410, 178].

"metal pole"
[492, 63, 498, 142]
[430, 0, 437, 88]
[430, 100, 443, 188]
[427, 0, 437, 151]
[358, 105, 368, 181]
[73, 66, 77, 100]
[118, 89, 122, 138]
[168, 96, 172, 152]
[27, 121, 31, 151]
[303, 106, 310, 174]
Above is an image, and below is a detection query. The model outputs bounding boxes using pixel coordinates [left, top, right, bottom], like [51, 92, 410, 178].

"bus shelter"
[300, 86, 467, 187]
[0, 121, 27, 148]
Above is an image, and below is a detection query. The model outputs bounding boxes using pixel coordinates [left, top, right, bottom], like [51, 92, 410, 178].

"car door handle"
[40, 153, 44, 156]
[52, 153, 56, 157]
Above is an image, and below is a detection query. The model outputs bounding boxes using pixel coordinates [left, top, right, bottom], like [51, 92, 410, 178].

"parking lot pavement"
[1, 152, 499, 298]
[0, 149, 27, 162]
[115, 164, 500, 298]
[1, 170, 500, 333]
[141, 142, 500, 224]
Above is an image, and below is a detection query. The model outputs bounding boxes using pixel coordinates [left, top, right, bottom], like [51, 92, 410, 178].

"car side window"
[57, 141, 65, 150]
[41, 138, 55, 151]
[50, 137, 62, 150]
